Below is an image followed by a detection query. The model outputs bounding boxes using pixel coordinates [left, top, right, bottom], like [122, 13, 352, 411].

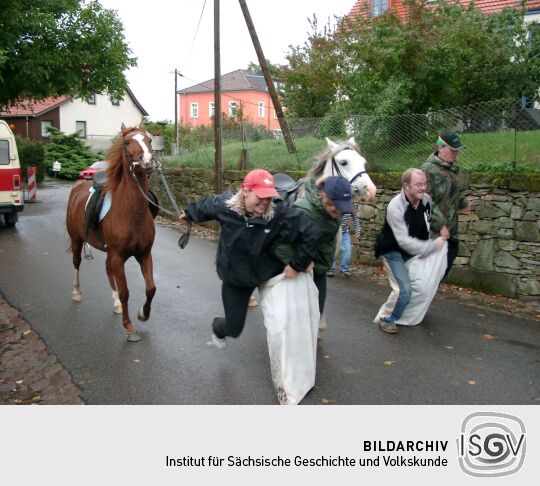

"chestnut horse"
[66, 123, 157, 342]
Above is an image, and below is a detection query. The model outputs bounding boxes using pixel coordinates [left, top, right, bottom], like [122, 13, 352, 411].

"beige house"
[1, 88, 148, 151]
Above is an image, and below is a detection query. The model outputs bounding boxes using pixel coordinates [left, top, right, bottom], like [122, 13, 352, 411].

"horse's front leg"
[109, 252, 141, 342]
[105, 254, 122, 314]
[136, 251, 156, 321]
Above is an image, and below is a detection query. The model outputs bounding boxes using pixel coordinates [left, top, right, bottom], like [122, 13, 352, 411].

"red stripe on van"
[0, 168, 21, 191]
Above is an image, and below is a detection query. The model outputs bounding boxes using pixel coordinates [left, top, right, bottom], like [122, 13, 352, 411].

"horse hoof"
[127, 332, 142, 342]
[137, 307, 149, 321]
[113, 306, 122, 314]
[72, 292, 82, 302]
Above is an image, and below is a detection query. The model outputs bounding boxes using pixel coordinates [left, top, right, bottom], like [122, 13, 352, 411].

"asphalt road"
[0, 180, 538, 404]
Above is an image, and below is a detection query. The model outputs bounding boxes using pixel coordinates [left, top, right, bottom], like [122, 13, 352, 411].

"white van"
[0, 120, 23, 226]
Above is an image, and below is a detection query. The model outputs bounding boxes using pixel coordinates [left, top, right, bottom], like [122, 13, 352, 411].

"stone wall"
[152, 169, 540, 300]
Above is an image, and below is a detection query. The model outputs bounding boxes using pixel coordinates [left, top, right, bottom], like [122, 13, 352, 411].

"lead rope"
[130, 159, 192, 249]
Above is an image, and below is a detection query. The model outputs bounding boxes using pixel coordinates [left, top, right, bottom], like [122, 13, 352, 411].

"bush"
[15, 136, 46, 183]
[44, 127, 104, 180]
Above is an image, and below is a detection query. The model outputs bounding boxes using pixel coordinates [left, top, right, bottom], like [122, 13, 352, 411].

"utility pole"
[214, 0, 223, 193]
[238, 0, 296, 154]
[174, 68, 179, 155]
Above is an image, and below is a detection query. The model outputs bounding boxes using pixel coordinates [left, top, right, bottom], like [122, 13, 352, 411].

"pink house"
[178, 69, 282, 131]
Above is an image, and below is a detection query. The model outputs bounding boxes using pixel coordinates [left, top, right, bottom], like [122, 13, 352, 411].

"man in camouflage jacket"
[421, 131, 472, 278]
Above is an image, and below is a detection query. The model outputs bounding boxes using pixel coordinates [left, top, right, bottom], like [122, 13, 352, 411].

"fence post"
[513, 128, 517, 171]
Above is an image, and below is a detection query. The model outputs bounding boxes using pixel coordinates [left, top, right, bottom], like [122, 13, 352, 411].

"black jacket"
[184, 192, 320, 287]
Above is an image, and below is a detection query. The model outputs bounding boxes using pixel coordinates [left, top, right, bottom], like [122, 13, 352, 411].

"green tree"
[0, 0, 136, 109]
[282, 1, 539, 117]
[44, 127, 104, 180]
[279, 15, 343, 117]
[246, 61, 281, 78]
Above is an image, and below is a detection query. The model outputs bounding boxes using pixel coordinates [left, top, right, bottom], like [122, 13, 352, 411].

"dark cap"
[323, 176, 354, 214]
[437, 131, 465, 151]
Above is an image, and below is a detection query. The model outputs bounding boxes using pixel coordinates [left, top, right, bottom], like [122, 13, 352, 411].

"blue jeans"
[383, 251, 412, 323]
[330, 231, 351, 272]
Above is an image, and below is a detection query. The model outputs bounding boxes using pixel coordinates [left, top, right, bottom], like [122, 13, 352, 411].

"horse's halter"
[124, 131, 159, 174]
[331, 147, 367, 185]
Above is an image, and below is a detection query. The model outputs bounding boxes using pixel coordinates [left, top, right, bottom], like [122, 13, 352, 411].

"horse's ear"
[325, 137, 338, 149]
[139, 122, 146, 131]
[348, 136, 356, 146]
[121, 123, 127, 133]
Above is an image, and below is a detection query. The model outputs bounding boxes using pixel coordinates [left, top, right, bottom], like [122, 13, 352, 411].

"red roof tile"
[346, 0, 540, 22]
[1, 96, 70, 117]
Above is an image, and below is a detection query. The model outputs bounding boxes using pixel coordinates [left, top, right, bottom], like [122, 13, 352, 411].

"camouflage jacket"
[421, 152, 469, 241]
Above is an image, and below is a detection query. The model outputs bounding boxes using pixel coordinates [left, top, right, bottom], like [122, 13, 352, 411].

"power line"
[182, 0, 208, 68]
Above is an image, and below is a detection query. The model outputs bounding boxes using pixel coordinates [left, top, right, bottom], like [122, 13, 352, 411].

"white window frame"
[190, 102, 199, 118]
[371, 0, 388, 17]
[41, 121, 53, 137]
[258, 101, 265, 118]
[228, 101, 237, 117]
[209, 101, 215, 118]
[76, 120, 87, 138]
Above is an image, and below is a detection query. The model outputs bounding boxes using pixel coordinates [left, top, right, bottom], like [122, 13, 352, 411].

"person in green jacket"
[274, 175, 354, 317]
[421, 131, 472, 279]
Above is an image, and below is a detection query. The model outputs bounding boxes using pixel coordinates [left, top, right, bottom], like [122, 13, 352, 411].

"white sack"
[259, 272, 320, 405]
[374, 244, 448, 326]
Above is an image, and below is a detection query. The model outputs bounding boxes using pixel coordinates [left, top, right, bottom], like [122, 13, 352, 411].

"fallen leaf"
[15, 379, 23, 385]
[321, 398, 335, 404]
[445, 346, 454, 350]
[32, 395, 41, 402]
[477, 314, 485, 317]
[23, 330, 32, 336]
[475, 357, 483, 361]
[482, 334, 495, 341]
[323, 354, 330, 359]
[384, 360, 395, 366]
[468, 380, 476, 385]
[133, 359, 140, 363]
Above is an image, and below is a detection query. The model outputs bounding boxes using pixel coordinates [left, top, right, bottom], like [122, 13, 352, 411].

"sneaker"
[378, 318, 398, 334]
[211, 333, 227, 349]
[341, 270, 352, 277]
[326, 270, 335, 277]
[211, 317, 227, 349]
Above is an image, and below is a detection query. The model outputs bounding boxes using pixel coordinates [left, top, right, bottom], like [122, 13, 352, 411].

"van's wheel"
[5, 213, 18, 226]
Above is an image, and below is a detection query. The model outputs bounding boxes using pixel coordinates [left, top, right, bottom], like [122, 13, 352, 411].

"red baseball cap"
[241, 169, 279, 198]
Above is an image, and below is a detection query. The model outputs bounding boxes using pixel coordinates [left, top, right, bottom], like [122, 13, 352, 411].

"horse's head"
[324, 137, 377, 202]
[121, 122, 157, 174]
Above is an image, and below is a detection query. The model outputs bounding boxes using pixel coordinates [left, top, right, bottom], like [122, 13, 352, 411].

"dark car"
[78, 160, 109, 180]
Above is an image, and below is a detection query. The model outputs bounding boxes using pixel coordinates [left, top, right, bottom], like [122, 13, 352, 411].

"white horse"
[307, 137, 377, 202]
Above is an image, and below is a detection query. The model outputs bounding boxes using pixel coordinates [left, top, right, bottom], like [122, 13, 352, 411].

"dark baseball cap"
[323, 176, 354, 214]
[437, 131, 465, 151]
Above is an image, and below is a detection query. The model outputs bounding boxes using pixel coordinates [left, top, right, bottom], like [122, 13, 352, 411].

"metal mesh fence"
[168, 98, 540, 173]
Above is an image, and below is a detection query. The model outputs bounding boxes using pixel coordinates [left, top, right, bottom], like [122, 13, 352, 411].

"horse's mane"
[105, 127, 138, 193]
[307, 140, 362, 178]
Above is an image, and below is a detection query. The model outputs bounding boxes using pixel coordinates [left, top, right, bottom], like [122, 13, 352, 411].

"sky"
[98, 0, 356, 121]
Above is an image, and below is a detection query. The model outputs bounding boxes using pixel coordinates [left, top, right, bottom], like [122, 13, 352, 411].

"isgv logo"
[457, 412, 526, 477]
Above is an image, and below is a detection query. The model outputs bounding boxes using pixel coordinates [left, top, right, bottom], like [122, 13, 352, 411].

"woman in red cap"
[179, 169, 320, 348]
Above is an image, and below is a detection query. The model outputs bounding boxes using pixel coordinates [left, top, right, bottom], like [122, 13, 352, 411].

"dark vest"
[374, 198, 431, 259]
